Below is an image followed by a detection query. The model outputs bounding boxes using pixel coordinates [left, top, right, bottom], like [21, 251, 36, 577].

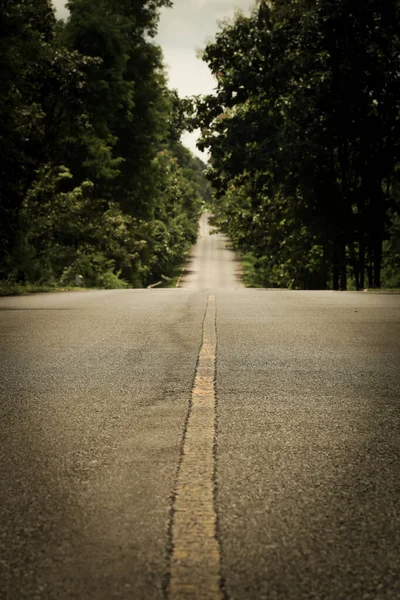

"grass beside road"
[0, 254, 191, 295]
[147, 244, 193, 289]
[0, 269, 186, 295]
[362, 288, 400, 293]
[235, 252, 400, 291]
[237, 252, 265, 288]
[158, 255, 190, 288]
[0, 282, 94, 296]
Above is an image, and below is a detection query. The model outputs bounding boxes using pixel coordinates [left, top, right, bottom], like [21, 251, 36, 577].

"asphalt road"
[1, 214, 399, 599]
[177, 212, 243, 289]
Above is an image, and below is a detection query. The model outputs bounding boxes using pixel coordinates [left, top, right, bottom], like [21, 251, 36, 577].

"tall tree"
[196, 0, 400, 289]
[0, 0, 209, 290]
[0, 0, 56, 271]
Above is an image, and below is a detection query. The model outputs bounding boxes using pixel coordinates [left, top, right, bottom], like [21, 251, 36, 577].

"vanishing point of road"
[1, 213, 399, 600]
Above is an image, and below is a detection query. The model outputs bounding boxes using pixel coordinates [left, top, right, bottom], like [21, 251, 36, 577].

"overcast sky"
[52, 0, 255, 158]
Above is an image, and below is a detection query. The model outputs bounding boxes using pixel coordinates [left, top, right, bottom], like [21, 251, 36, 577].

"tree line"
[0, 0, 210, 291]
[195, 0, 400, 290]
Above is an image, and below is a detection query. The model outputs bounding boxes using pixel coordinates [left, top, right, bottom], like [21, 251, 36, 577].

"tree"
[0, 0, 56, 272]
[195, 0, 400, 289]
[1, 0, 209, 290]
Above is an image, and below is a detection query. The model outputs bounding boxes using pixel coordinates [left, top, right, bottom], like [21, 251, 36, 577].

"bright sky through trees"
[52, 0, 255, 157]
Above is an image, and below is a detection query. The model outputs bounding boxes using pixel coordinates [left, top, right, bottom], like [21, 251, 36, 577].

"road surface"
[177, 213, 243, 289]
[1, 213, 399, 600]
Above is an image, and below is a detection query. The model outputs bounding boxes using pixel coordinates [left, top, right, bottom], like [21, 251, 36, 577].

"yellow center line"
[168, 295, 222, 600]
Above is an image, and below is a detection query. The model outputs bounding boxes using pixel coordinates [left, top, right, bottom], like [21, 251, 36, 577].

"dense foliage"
[196, 0, 400, 289]
[0, 0, 209, 290]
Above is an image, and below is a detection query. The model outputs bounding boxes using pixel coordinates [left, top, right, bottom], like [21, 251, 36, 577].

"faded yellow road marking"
[168, 295, 222, 600]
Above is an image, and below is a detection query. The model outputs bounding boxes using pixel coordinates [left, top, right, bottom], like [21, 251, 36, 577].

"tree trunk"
[333, 267, 339, 290]
[373, 234, 383, 288]
[367, 261, 374, 288]
[332, 238, 339, 290]
[339, 234, 347, 291]
[359, 234, 365, 289]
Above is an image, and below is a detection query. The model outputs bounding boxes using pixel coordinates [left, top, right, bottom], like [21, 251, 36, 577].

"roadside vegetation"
[196, 0, 400, 290]
[0, 0, 211, 294]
